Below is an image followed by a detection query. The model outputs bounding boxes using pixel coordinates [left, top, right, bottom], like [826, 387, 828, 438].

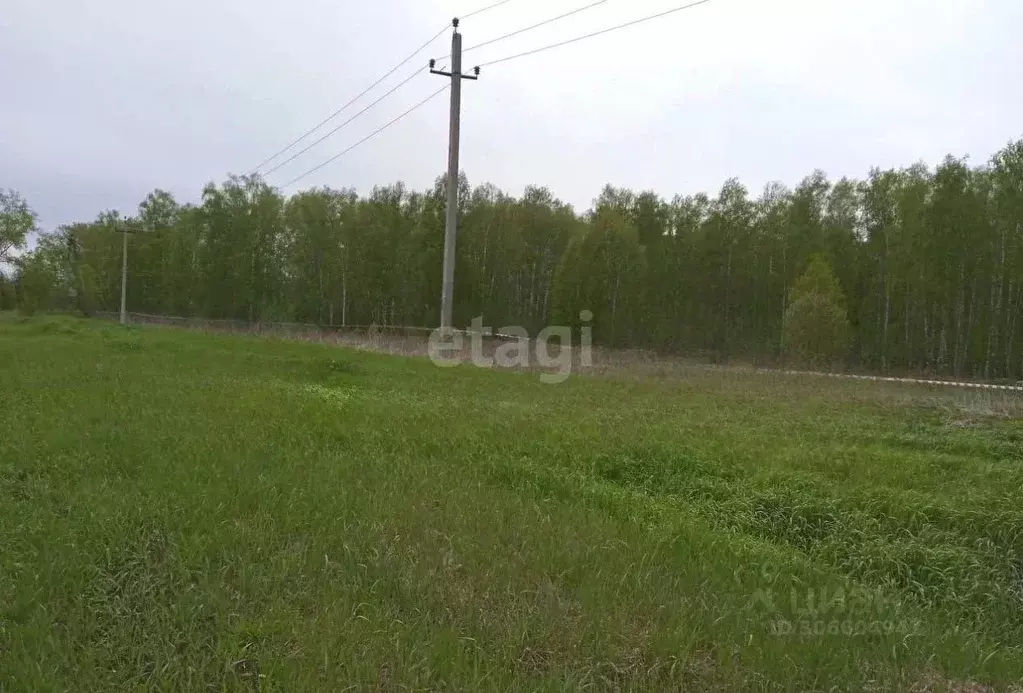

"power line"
[250, 0, 518, 175]
[251, 25, 448, 174]
[480, 0, 716, 67]
[462, 0, 517, 20]
[281, 85, 449, 189]
[262, 68, 423, 178]
[462, 0, 610, 57]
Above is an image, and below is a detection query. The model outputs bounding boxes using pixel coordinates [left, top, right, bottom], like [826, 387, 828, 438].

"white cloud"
[2, 0, 1020, 227]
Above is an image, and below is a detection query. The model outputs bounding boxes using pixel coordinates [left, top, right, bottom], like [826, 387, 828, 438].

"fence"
[93, 311, 593, 365]
[93, 311, 1023, 392]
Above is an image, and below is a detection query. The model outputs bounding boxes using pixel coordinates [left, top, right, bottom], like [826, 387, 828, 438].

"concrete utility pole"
[431, 19, 479, 329]
[119, 221, 129, 325]
[341, 242, 347, 327]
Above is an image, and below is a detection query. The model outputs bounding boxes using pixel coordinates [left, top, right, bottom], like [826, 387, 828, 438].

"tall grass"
[1, 314, 1021, 691]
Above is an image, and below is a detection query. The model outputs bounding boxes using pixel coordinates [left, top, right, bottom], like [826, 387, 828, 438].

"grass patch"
[2, 316, 1022, 691]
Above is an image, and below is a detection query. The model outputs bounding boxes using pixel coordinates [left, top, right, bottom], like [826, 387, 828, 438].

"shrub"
[783, 255, 850, 369]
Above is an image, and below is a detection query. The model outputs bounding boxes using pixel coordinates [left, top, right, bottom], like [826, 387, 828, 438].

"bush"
[77, 263, 98, 317]
[0, 278, 15, 311]
[783, 293, 850, 369]
[783, 256, 850, 369]
[16, 258, 54, 316]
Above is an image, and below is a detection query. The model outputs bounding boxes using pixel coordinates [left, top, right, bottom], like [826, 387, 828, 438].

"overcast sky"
[2, 0, 1021, 240]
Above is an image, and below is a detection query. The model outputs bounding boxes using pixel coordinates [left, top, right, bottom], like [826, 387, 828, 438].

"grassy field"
[2, 314, 1023, 692]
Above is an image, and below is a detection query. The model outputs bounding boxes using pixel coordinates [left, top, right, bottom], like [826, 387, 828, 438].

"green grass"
[2, 314, 1023, 691]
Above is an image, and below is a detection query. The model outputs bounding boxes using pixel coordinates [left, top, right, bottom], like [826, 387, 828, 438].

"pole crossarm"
[429, 62, 481, 80]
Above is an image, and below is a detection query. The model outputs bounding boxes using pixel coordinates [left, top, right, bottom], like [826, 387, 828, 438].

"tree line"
[4, 139, 1023, 380]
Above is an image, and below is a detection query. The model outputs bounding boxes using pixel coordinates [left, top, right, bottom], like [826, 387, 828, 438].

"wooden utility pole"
[431, 19, 479, 328]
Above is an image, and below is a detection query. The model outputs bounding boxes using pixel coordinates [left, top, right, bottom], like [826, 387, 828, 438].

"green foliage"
[551, 206, 645, 345]
[0, 274, 15, 310]
[784, 295, 850, 369]
[77, 263, 98, 317]
[0, 188, 36, 263]
[28, 138, 1023, 380]
[3, 317, 1023, 689]
[784, 256, 850, 368]
[790, 254, 848, 307]
[14, 254, 54, 316]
